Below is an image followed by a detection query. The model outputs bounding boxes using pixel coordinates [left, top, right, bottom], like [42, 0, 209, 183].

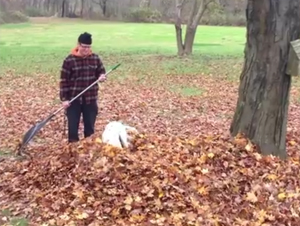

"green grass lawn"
[0, 18, 246, 79]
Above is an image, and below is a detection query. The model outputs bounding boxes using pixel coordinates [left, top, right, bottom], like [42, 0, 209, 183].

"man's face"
[78, 43, 91, 56]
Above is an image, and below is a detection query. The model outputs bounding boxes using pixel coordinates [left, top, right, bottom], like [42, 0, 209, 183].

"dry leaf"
[246, 192, 258, 203]
[277, 193, 286, 200]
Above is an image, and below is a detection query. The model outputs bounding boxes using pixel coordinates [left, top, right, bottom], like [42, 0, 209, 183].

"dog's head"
[125, 126, 139, 139]
[123, 126, 139, 149]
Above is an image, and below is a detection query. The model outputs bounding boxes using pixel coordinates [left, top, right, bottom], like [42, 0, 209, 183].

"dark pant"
[66, 97, 98, 142]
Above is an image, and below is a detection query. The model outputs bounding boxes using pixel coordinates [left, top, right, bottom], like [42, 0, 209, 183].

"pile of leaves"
[1, 133, 300, 226]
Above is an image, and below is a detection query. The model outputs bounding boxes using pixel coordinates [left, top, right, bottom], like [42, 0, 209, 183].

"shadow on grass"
[193, 43, 222, 47]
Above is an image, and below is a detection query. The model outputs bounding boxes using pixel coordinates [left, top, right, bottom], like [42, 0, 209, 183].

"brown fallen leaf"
[1, 73, 300, 225]
[245, 192, 258, 203]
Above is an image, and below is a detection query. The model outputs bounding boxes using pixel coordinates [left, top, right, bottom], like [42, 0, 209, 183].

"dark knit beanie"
[78, 32, 92, 45]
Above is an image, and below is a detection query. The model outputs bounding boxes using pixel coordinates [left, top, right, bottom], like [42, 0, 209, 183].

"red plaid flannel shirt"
[59, 53, 106, 104]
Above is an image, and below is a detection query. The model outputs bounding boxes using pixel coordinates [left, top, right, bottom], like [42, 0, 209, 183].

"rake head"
[16, 115, 54, 156]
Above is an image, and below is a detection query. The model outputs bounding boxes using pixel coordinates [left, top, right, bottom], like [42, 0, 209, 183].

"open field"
[1, 18, 300, 225]
[0, 17, 248, 144]
[0, 18, 245, 75]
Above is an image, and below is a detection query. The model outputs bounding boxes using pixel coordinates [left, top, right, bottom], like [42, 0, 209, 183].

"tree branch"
[175, 0, 186, 26]
[191, 0, 214, 28]
[175, 0, 186, 54]
[176, 0, 187, 9]
[92, 0, 106, 8]
[187, 0, 198, 27]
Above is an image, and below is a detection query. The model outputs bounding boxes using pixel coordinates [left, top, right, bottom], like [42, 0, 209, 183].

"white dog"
[101, 121, 138, 149]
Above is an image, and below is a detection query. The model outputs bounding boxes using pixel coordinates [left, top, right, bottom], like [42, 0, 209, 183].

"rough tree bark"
[230, 0, 300, 159]
[175, 0, 214, 56]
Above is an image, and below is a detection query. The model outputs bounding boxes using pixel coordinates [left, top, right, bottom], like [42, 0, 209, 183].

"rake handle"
[53, 63, 121, 116]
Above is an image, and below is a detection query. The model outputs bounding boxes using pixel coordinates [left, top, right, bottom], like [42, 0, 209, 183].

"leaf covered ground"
[1, 70, 300, 225]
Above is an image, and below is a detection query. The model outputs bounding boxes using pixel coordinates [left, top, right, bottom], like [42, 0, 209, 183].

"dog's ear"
[125, 125, 138, 133]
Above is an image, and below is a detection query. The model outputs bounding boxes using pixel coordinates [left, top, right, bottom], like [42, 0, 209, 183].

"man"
[59, 32, 106, 142]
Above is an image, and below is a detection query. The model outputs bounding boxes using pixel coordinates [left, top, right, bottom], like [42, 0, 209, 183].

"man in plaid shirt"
[59, 32, 106, 142]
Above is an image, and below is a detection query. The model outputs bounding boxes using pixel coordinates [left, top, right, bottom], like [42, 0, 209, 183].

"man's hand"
[98, 74, 107, 82]
[62, 101, 70, 109]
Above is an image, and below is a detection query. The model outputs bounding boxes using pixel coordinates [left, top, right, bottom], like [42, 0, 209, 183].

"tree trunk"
[183, 27, 197, 55]
[230, 0, 300, 159]
[80, 0, 84, 17]
[61, 0, 66, 17]
[102, 0, 107, 16]
[174, 0, 212, 56]
[182, 0, 198, 55]
[175, 0, 186, 56]
[175, 24, 184, 56]
[72, 0, 78, 15]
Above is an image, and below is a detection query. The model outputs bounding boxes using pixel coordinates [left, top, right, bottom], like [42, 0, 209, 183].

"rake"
[16, 63, 121, 156]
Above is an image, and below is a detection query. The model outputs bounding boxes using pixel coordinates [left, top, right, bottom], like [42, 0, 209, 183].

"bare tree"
[92, 0, 109, 16]
[175, 0, 215, 56]
[61, 0, 66, 17]
[230, 0, 300, 159]
[80, 0, 84, 17]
